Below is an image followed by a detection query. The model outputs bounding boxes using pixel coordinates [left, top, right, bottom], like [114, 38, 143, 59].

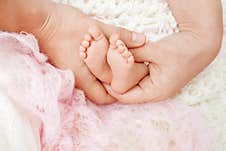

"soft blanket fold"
[0, 32, 212, 151]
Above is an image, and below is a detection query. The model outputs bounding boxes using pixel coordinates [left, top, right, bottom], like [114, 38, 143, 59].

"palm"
[36, 3, 146, 104]
[106, 0, 223, 103]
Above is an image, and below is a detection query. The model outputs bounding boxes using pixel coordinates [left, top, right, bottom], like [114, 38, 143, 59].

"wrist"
[34, 3, 90, 50]
[22, 1, 56, 36]
[0, 0, 55, 35]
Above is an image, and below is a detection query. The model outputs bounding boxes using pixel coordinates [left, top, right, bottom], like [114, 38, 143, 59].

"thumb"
[129, 41, 155, 62]
[98, 21, 146, 48]
[130, 32, 194, 63]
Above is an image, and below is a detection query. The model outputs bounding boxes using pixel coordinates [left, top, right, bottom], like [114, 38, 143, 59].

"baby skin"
[80, 27, 149, 94]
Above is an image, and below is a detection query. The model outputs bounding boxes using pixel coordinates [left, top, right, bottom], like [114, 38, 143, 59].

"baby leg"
[107, 35, 149, 94]
[80, 26, 112, 83]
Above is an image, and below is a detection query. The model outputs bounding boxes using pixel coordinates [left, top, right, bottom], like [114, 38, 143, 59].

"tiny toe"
[81, 40, 90, 48]
[84, 34, 92, 41]
[80, 52, 87, 59]
[117, 45, 126, 53]
[122, 50, 131, 59]
[89, 26, 104, 41]
[109, 34, 119, 48]
[116, 40, 127, 54]
[80, 46, 86, 52]
[127, 56, 134, 63]
[110, 34, 119, 44]
[110, 44, 117, 49]
[116, 40, 125, 47]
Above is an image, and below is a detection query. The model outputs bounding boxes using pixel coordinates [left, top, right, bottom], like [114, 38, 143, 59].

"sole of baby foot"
[107, 37, 148, 94]
[80, 26, 112, 83]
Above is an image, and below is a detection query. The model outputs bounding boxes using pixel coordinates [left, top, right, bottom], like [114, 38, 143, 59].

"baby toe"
[81, 40, 90, 48]
[117, 45, 126, 53]
[80, 51, 87, 59]
[109, 34, 119, 46]
[121, 50, 131, 59]
[127, 56, 134, 64]
[116, 40, 125, 47]
[88, 26, 104, 41]
[84, 34, 92, 41]
[80, 46, 86, 52]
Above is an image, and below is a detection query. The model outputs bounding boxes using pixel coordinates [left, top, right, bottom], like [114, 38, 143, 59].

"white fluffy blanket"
[0, 0, 225, 151]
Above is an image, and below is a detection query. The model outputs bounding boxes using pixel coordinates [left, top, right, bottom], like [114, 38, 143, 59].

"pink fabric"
[0, 32, 212, 151]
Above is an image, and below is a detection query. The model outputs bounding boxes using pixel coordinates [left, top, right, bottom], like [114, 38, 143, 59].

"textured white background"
[0, 0, 225, 151]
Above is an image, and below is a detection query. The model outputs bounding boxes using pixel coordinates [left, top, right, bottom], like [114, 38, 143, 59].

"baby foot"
[80, 26, 112, 83]
[107, 34, 149, 94]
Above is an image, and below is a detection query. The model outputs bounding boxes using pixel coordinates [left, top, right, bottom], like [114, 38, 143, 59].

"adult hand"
[105, 0, 223, 103]
[34, 3, 146, 104]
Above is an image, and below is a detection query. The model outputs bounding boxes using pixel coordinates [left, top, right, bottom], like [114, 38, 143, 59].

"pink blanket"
[0, 32, 212, 151]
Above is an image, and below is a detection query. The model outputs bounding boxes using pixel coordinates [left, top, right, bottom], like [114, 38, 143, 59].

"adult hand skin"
[105, 0, 223, 103]
[34, 4, 146, 104]
[0, 0, 146, 104]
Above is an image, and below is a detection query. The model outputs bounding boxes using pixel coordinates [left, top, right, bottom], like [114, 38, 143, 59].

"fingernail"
[132, 32, 146, 43]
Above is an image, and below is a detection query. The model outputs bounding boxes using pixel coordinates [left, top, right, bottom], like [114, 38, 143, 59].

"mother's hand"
[105, 0, 223, 103]
[34, 3, 146, 104]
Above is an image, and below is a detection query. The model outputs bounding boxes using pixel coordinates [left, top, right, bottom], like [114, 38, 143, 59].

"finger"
[97, 21, 146, 48]
[109, 74, 174, 104]
[130, 36, 176, 63]
[129, 36, 176, 63]
[104, 80, 155, 104]
[129, 42, 155, 62]
[74, 63, 116, 105]
[130, 32, 199, 63]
